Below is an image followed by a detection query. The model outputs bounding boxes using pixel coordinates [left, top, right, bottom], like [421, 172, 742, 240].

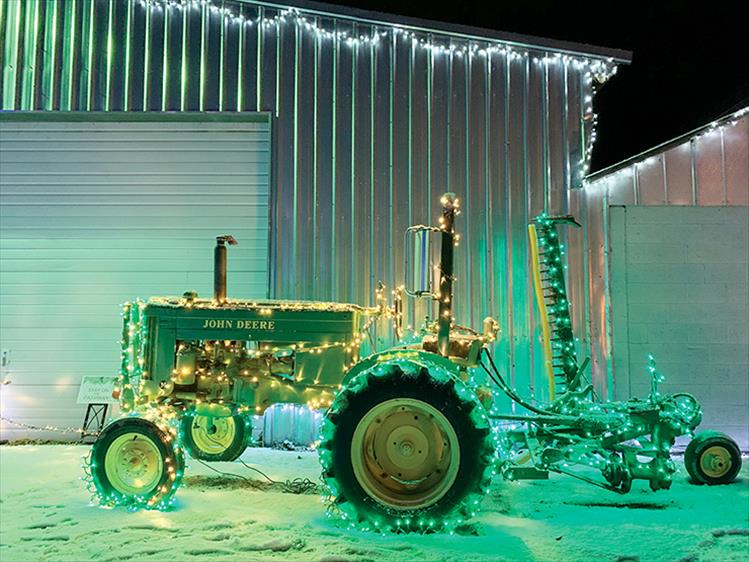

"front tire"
[319, 361, 495, 533]
[685, 430, 741, 485]
[180, 412, 249, 462]
[90, 417, 183, 509]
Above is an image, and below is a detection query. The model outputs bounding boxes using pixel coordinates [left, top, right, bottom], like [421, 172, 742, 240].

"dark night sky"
[322, 0, 749, 172]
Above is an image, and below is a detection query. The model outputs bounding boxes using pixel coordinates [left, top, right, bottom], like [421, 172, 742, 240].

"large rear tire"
[90, 417, 184, 509]
[180, 412, 249, 462]
[319, 361, 495, 533]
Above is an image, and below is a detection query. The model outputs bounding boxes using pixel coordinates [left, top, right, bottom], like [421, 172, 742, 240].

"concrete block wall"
[610, 206, 749, 449]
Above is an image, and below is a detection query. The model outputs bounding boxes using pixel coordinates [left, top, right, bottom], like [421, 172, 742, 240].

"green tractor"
[86, 193, 741, 531]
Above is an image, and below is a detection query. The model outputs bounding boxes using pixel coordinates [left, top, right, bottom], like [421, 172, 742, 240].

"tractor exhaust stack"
[214, 235, 237, 303]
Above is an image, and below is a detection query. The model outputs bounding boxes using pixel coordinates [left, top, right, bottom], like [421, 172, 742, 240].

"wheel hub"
[351, 398, 460, 509]
[104, 433, 163, 495]
[191, 415, 236, 454]
[701, 446, 732, 478]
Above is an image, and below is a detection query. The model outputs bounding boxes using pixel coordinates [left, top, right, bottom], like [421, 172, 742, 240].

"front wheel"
[319, 361, 496, 533]
[180, 412, 249, 462]
[90, 417, 183, 509]
[685, 430, 741, 485]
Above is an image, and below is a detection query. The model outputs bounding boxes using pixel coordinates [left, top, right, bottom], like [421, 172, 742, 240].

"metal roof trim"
[585, 105, 749, 184]
[236, 0, 632, 63]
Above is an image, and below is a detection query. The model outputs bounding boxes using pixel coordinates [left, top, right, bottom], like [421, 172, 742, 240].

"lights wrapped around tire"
[319, 359, 497, 533]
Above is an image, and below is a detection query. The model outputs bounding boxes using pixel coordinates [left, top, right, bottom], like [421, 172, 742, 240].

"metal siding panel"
[274, 17, 295, 297]
[333, 24, 353, 302]
[450, 49, 470, 329]
[429, 47, 448, 209]
[486, 52, 512, 406]
[566, 185, 588, 357]
[547, 59, 567, 213]
[584, 187, 608, 395]
[468, 51, 488, 330]
[373, 30, 392, 310]
[506, 55, 529, 396]
[409, 40, 430, 325]
[353, 36, 372, 305]
[664, 143, 694, 205]
[637, 154, 666, 205]
[695, 130, 725, 205]
[724, 116, 749, 205]
[390, 32, 411, 307]
[314, 24, 334, 299]
[296, 22, 316, 297]
[526, 57, 548, 392]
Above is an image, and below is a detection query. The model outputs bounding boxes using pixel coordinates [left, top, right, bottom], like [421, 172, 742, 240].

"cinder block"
[726, 282, 749, 304]
[680, 206, 727, 224]
[625, 223, 687, 244]
[704, 364, 749, 385]
[626, 283, 691, 304]
[628, 207, 684, 225]
[708, 344, 749, 365]
[666, 303, 718, 323]
[626, 263, 705, 284]
[629, 303, 670, 322]
[685, 323, 729, 344]
[704, 263, 749, 284]
[726, 324, 749, 345]
[628, 323, 649, 343]
[685, 283, 727, 303]
[648, 323, 694, 344]
[708, 384, 749, 407]
[687, 242, 738, 263]
[627, 242, 686, 264]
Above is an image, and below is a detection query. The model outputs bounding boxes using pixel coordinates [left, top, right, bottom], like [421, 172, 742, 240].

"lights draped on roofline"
[584, 105, 749, 190]
[136, 0, 618, 79]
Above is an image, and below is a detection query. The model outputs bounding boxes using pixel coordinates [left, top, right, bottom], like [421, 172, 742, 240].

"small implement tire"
[90, 417, 183, 508]
[181, 412, 249, 462]
[319, 361, 495, 533]
[685, 430, 741, 485]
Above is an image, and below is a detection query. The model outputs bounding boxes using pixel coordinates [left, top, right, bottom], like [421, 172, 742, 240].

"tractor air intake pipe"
[214, 235, 237, 303]
[437, 193, 458, 357]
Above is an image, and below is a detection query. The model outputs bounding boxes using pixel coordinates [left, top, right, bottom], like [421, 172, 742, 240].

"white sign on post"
[77, 376, 118, 404]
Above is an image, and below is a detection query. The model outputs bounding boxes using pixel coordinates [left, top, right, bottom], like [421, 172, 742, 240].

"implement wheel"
[180, 412, 249, 462]
[685, 430, 741, 485]
[319, 361, 495, 533]
[90, 417, 183, 508]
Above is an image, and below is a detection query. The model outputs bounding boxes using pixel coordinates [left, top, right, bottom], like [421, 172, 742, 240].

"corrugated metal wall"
[581, 109, 749, 397]
[0, 0, 621, 401]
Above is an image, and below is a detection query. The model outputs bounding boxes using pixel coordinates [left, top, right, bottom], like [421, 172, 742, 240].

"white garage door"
[0, 114, 271, 440]
[609, 205, 749, 450]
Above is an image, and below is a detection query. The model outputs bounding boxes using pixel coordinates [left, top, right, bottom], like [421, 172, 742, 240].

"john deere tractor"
[86, 193, 741, 532]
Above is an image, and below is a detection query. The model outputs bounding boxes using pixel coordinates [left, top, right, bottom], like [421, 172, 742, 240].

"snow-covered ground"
[0, 445, 747, 562]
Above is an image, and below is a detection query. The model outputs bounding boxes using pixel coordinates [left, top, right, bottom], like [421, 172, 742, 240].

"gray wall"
[609, 206, 748, 448]
[581, 111, 749, 399]
[0, 0, 620, 402]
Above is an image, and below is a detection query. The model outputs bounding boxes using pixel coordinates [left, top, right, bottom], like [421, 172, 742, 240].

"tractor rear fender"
[340, 349, 465, 390]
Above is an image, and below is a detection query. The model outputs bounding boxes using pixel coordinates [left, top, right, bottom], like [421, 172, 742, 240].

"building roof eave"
[585, 105, 749, 185]
[238, 0, 632, 63]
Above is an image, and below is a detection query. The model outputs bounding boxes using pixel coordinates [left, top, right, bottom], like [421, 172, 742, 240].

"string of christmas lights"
[136, 0, 618, 77]
[584, 105, 749, 189]
[0, 416, 91, 436]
